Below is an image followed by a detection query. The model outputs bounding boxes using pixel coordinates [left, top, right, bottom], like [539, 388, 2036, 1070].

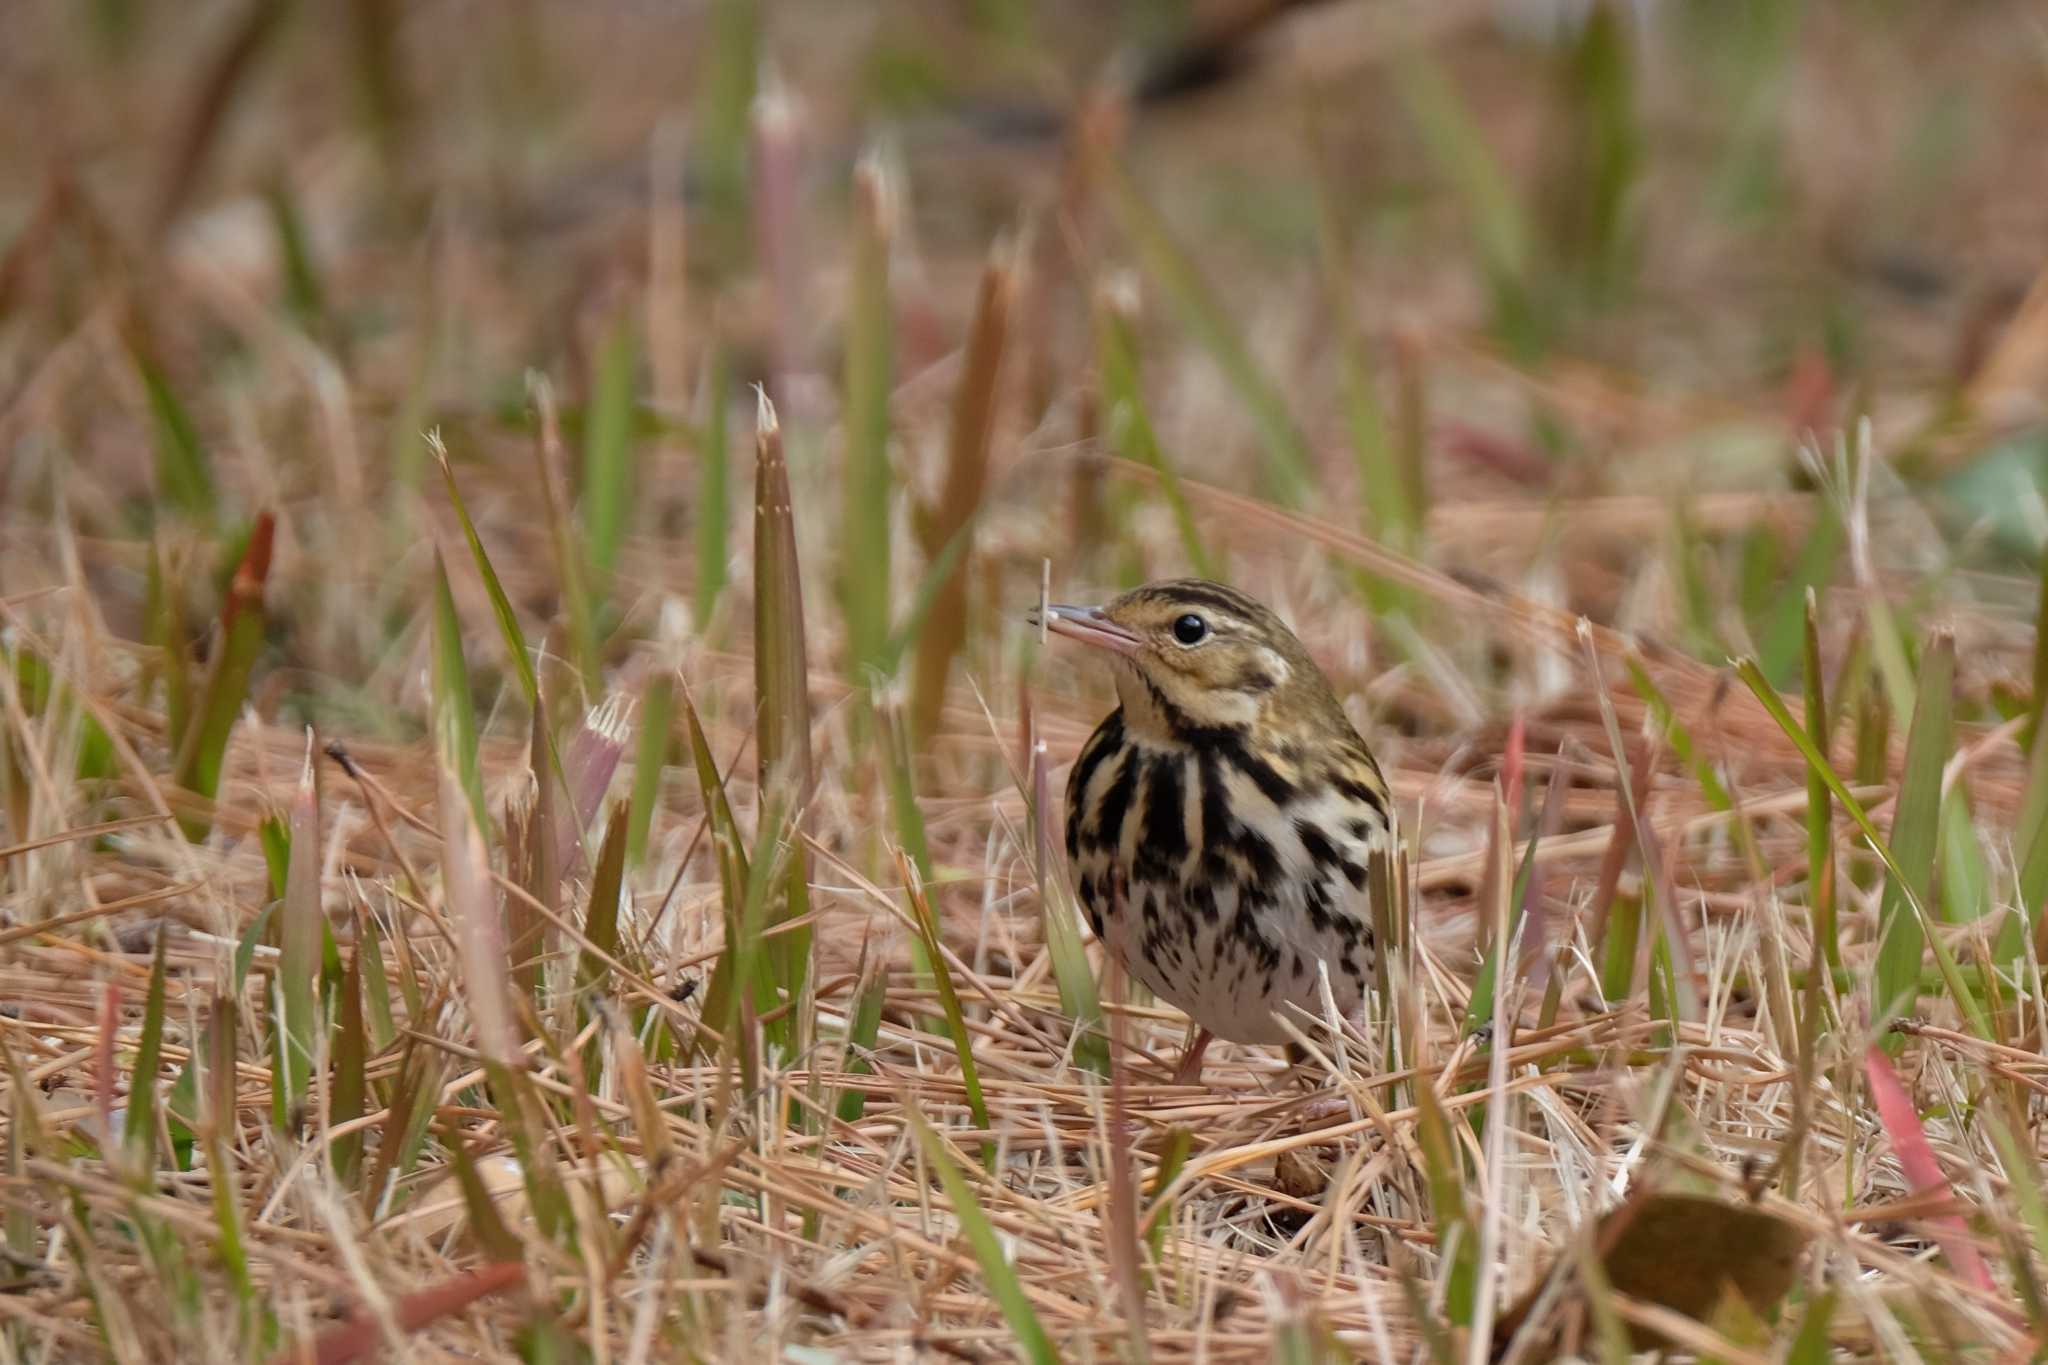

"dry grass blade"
[911, 243, 1013, 741]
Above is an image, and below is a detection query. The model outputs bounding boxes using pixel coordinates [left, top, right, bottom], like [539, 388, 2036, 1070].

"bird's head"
[1036, 578, 1344, 743]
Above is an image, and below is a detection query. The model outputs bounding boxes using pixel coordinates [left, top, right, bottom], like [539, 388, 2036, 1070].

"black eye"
[1172, 613, 1208, 645]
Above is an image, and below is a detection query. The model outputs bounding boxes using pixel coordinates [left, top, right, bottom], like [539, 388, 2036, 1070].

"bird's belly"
[1095, 870, 1374, 1045]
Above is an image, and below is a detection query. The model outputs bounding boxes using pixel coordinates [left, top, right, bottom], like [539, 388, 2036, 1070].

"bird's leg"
[1171, 1027, 1215, 1085]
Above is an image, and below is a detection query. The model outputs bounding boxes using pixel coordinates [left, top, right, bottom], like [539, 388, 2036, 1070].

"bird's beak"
[1034, 603, 1143, 656]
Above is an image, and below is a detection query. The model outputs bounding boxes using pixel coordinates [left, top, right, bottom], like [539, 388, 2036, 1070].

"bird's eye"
[1171, 613, 1208, 645]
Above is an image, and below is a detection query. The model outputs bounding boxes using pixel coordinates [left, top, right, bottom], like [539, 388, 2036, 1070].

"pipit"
[1041, 579, 1397, 1083]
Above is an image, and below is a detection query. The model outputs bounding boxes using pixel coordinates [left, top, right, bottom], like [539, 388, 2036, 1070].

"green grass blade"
[903, 854, 990, 1146]
[527, 374, 602, 691]
[906, 1108, 1058, 1365]
[834, 936, 888, 1125]
[1802, 590, 1839, 972]
[582, 317, 639, 588]
[576, 800, 631, 1040]
[1733, 654, 1989, 1042]
[173, 512, 274, 837]
[910, 246, 1012, 741]
[626, 670, 673, 867]
[429, 550, 486, 827]
[276, 754, 322, 1126]
[1873, 630, 1951, 1037]
[124, 934, 169, 1177]
[131, 343, 217, 523]
[331, 940, 367, 1187]
[433, 431, 540, 707]
[1031, 734, 1106, 1073]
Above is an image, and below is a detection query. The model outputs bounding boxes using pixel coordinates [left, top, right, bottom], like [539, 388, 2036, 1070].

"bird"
[1040, 579, 1398, 1084]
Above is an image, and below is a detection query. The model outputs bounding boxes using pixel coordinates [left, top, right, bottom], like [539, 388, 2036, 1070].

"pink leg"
[1171, 1027, 1216, 1086]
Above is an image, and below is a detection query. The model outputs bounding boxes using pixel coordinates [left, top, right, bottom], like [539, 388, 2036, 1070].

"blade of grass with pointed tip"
[842, 159, 895, 685]
[910, 248, 1011, 741]
[447, 1137, 524, 1264]
[174, 511, 274, 836]
[433, 432, 539, 707]
[429, 551, 485, 827]
[906, 1108, 1058, 1365]
[752, 393, 815, 1031]
[582, 318, 639, 590]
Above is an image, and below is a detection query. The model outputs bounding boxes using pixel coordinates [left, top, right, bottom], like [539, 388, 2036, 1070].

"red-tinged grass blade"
[1031, 736, 1106, 1074]
[1803, 591, 1839, 972]
[1733, 656, 1990, 1042]
[841, 156, 895, 686]
[557, 697, 629, 875]
[626, 671, 672, 867]
[582, 315, 640, 590]
[173, 510, 274, 837]
[429, 550, 485, 828]
[1863, 1046, 1995, 1293]
[124, 934, 169, 1179]
[905, 1107, 1059, 1365]
[1874, 630, 1952, 1038]
[331, 942, 367, 1187]
[276, 750, 322, 1126]
[432, 430, 540, 708]
[901, 849, 990, 1148]
[910, 245, 1013, 741]
[1094, 158, 1315, 505]
[441, 763, 522, 1069]
[834, 935, 889, 1125]
[267, 1260, 526, 1365]
[1094, 278, 1218, 581]
[527, 373, 601, 691]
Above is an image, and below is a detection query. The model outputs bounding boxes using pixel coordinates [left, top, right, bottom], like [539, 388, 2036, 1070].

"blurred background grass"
[7, 0, 2048, 1359]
